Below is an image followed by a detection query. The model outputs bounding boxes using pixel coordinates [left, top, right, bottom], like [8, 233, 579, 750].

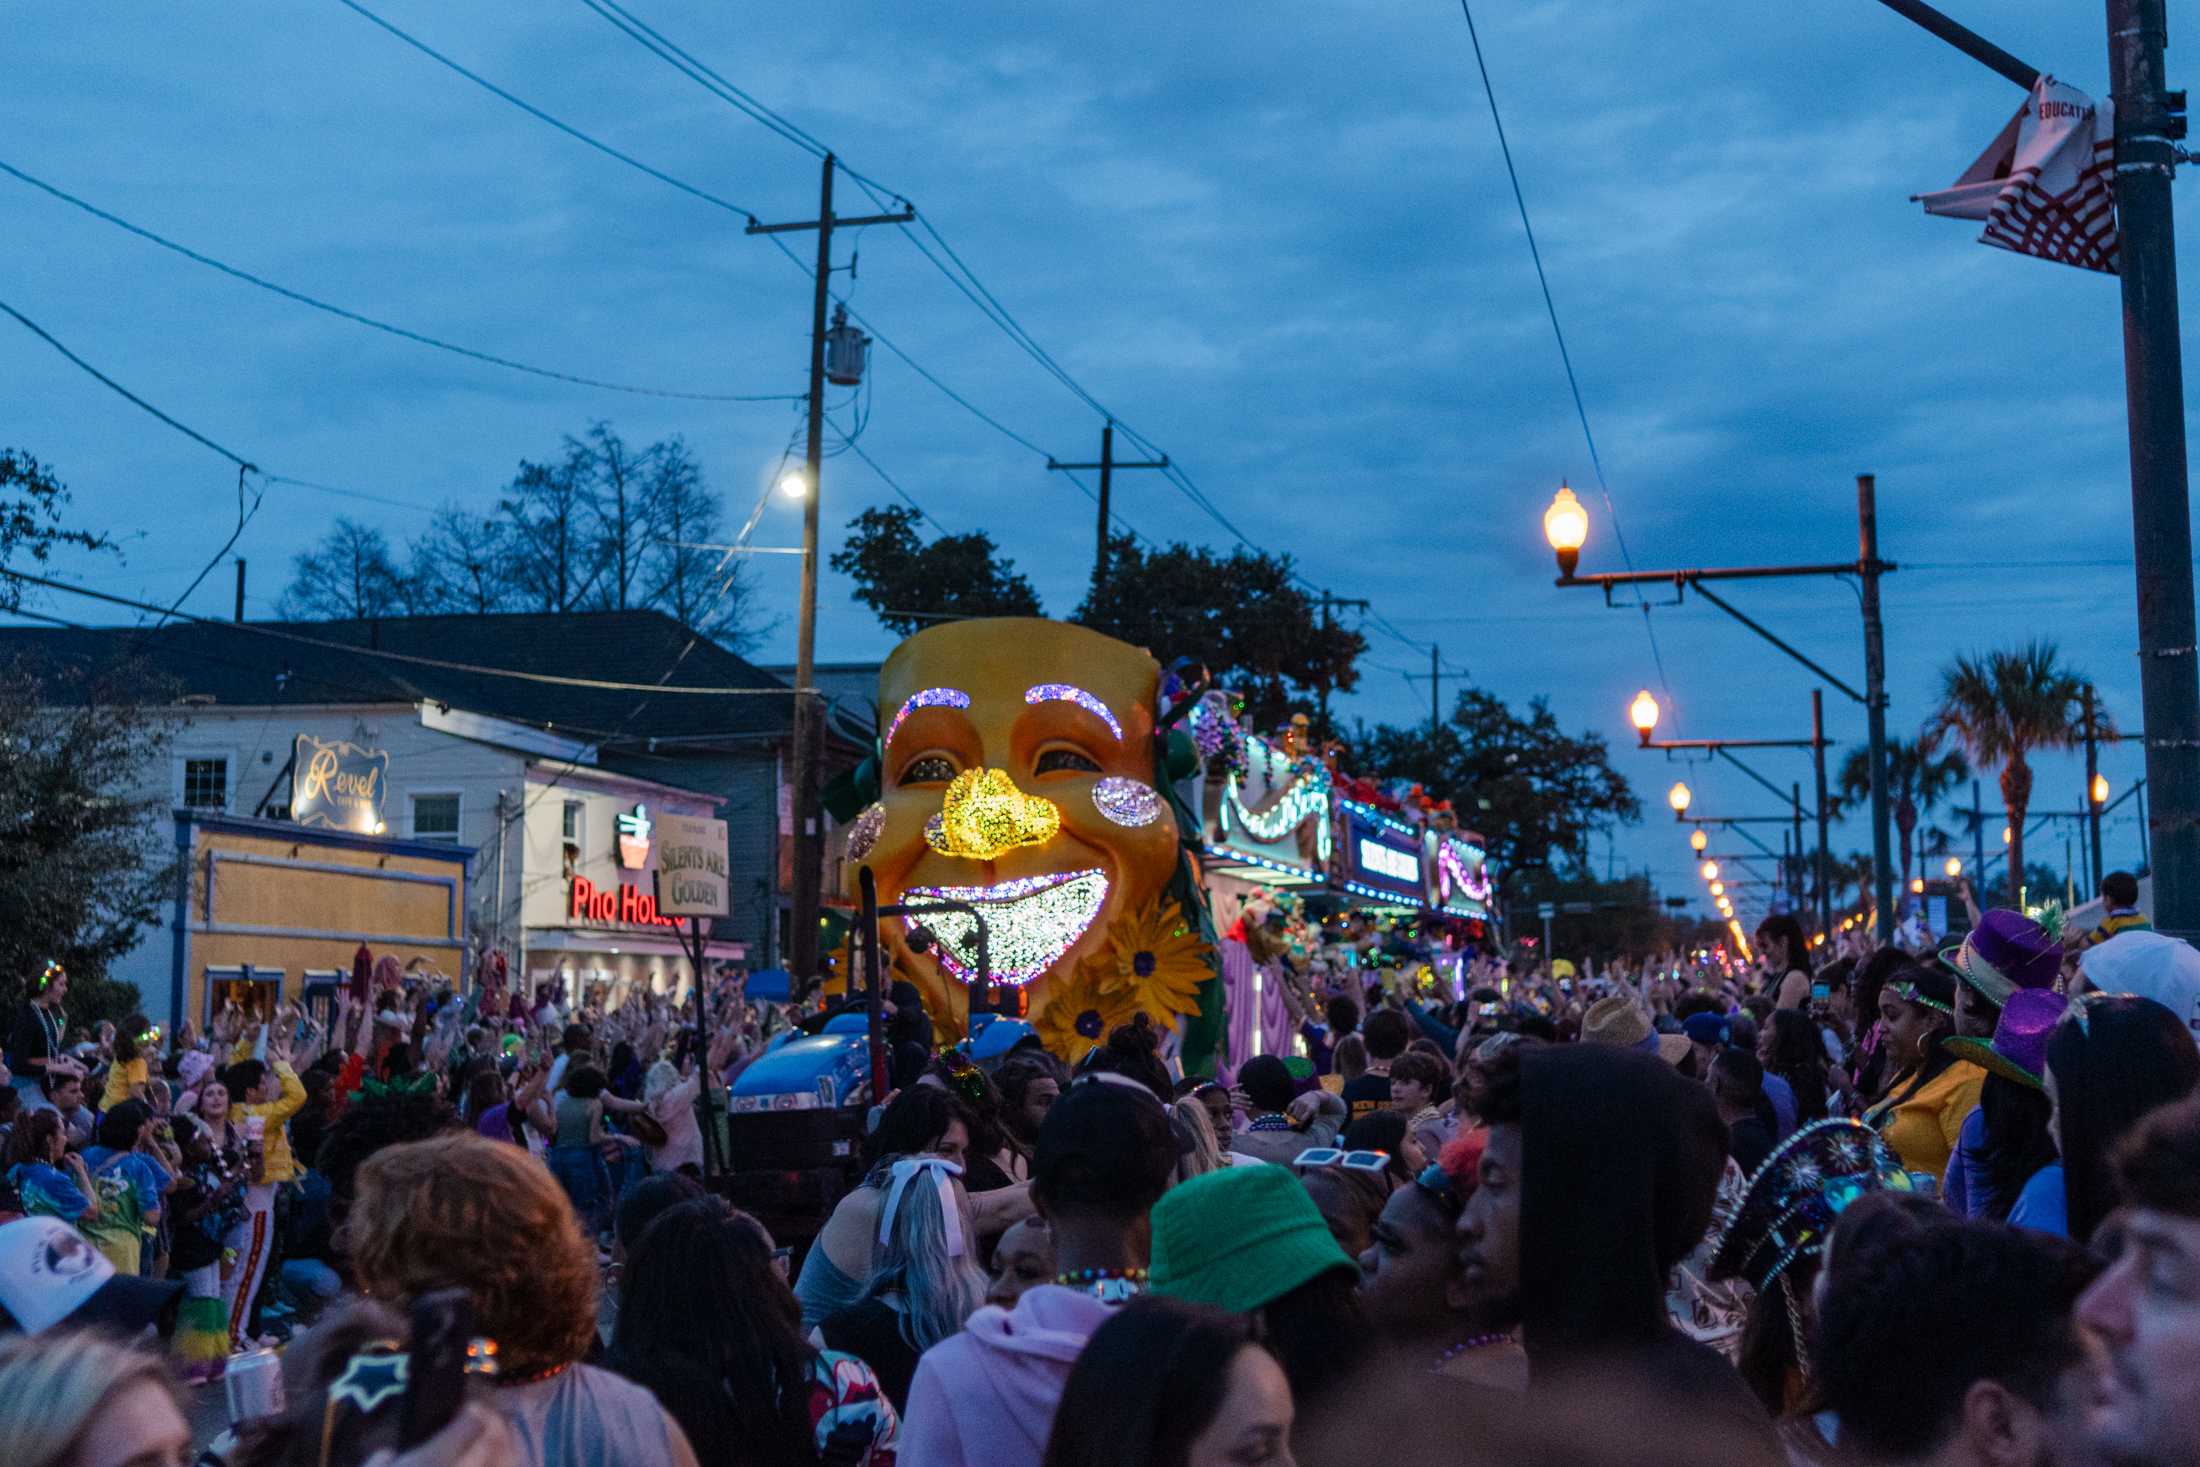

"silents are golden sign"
[653, 813, 730, 918]
[290, 733, 390, 833]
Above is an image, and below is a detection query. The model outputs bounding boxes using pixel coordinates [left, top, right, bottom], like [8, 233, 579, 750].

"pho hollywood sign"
[568, 875, 677, 929]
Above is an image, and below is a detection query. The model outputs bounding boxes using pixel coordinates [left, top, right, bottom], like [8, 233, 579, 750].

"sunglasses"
[1292, 1147, 1391, 1172]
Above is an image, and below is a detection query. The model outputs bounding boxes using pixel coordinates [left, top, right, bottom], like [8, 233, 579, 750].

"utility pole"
[1047, 422, 1166, 603]
[1311, 592, 1369, 736]
[1430, 644, 1442, 735]
[1790, 784, 1805, 914]
[747, 154, 912, 984]
[1813, 689, 1834, 937]
[2108, 0, 2200, 940]
[1858, 475, 1895, 940]
[233, 558, 246, 623]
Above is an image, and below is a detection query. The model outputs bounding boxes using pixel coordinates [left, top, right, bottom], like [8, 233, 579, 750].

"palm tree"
[1834, 738, 1972, 898]
[1921, 643, 2101, 907]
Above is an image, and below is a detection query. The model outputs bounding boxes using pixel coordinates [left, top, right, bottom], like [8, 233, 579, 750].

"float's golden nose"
[925, 769, 1061, 861]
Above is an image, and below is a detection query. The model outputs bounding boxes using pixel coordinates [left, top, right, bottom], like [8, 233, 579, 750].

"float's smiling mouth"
[903, 868, 1110, 987]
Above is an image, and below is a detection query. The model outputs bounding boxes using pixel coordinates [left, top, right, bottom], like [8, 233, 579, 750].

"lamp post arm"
[1716, 747, 1814, 809]
[1866, 0, 2041, 90]
[1686, 583, 1869, 705]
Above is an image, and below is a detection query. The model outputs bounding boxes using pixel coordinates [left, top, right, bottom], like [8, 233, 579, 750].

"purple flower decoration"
[1133, 950, 1157, 978]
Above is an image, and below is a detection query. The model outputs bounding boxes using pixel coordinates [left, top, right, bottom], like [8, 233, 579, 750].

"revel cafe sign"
[290, 733, 389, 833]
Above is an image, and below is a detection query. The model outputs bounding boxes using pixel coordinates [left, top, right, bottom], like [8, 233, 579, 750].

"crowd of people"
[4, 871, 2200, 1466]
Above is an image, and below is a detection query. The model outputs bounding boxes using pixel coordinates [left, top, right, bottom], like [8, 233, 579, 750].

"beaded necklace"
[1431, 1332, 1511, 1368]
[1055, 1267, 1148, 1304]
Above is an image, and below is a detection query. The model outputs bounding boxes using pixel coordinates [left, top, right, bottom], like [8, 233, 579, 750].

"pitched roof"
[0, 609, 808, 745]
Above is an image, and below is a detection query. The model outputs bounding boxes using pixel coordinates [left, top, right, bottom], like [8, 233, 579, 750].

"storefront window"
[411, 792, 461, 843]
[181, 757, 228, 811]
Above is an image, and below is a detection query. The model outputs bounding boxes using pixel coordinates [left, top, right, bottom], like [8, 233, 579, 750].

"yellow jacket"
[234, 1062, 308, 1184]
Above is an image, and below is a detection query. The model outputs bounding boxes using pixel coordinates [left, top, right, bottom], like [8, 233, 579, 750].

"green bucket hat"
[1149, 1164, 1356, 1314]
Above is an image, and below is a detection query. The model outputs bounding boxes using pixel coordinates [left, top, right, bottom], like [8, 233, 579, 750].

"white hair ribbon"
[878, 1155, 966, 1258]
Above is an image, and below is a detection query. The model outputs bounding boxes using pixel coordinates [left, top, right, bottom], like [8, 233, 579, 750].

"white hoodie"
[897, 1284, 1115, 1467]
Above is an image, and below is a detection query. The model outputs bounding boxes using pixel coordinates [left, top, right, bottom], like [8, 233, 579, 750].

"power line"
[1, 298, 257, 470]
[1452, 0, 1676, 709]
[1, 567, 811, 695]
[0, 158, 800, 404]
[333, 0, 761, 224]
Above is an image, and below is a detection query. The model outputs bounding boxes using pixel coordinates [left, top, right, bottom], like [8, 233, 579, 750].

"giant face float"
[844, 618, 1218, 1065]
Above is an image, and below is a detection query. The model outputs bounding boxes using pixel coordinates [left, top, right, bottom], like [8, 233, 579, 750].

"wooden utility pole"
[1047, 422, 1166, 602]
[747, 155, 912, 983]
[1312, 591, 1368, 736]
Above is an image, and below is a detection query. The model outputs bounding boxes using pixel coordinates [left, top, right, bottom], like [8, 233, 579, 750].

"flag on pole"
[1914, 76, 2117, 274]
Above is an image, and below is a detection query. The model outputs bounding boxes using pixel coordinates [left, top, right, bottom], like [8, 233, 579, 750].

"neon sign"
[1357, 837, 1420, 882]
[568, 875, 676, 928]
[615, 804, 653, 870]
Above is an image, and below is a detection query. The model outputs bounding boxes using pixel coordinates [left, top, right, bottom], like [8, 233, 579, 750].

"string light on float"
[1543, 484, 1589, 578]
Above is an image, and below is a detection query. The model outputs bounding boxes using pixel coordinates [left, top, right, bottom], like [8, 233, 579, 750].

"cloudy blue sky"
[3, 0, 2183, 916]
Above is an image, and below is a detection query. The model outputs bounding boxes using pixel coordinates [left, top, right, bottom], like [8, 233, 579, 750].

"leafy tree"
[1922, 642, 2096, 907]
[0, 449, 111, 612]
[1355, 687, 1639, 887]
[830, 505, 1043, 637]
[1833, 737, 1972, 895]
[1510, 870, 1677, 966]
[1074, 536, 1366, 733]
[277, 518, 407, 619]
[0, 656, 180, 1026]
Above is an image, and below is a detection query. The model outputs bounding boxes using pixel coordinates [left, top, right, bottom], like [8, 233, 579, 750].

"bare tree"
[406, 507, 514, 615]
[637, 436, 758, 648]
[277, 518, 406, 619]
[499, 442, 606, 613]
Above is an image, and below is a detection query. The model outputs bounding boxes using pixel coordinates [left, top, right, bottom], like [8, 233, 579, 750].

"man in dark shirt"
[1340, 1007, 1410, 1121]
[1710, 1048, 1775, 1176]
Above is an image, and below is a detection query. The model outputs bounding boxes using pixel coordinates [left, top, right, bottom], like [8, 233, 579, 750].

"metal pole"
[858, 865, 887, 1101]
[233, 558, 246, 623]
[789, 153, 833, 987]
[1813, 689, 1833, 938]
[2087, 686, 2106, 889]
[1790, 783, 1804, 914]
[2139, 777, 2153, 871]
[1973, 778, 1986, 880]
[2107, 0, 2200, 940]
[1858, 475, 1896, 939]
[1094, 421, 1114, 598]
[1430, 644, 1441, 735]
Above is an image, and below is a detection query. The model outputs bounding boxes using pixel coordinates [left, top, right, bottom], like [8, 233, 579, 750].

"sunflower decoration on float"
[1032, 959, 1142, 1064]
[1081, 893, 1209, 1024]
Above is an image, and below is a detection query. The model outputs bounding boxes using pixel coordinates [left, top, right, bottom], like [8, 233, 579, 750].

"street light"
[1710, 880, 1725, 896]
[777, 468, 811, 500]
[1701, 860, 1720, 882]
[1911, 877, 1926, 894]
[1628, 689, 1660, 741]
[1689, 827, 1709, 853]
[1945, 856, 1964, 878]
[2092, 773, 2112, 806]
[1669, 781, 1693, 815]
[2003, 825, 2014, 846]
[1543, 484, 1588, 578]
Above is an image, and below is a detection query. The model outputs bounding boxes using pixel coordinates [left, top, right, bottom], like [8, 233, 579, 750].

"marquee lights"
[1025, 684, 1123, 741]
[886, 687, 970, 747]
[906, 868, 1111, 986]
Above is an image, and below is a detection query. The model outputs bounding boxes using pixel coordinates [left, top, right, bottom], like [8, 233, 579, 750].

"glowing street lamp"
[1700, 860, 1720, 882]
[1628, 689, 1661, 742]
[2092, 773, 2112, 806]
[778, 468, 812, 500]
[1689, 827, 1708, 853]
[1944, 856, 1963, 878]
[1911, 878, 1925, 894]
[2002, 825, 2013, 846]
[1543, 484, 1589, 578]
[1710, 880, 1725, 896]
[1669, 781, 1693, 815]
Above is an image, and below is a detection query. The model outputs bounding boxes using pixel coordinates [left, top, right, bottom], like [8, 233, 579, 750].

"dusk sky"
[4, 0, 2185, 917]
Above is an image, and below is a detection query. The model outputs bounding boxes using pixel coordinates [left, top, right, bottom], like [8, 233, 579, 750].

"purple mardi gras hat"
[1944, 987, 2064, 1089]
[1944, 909, 2064, 1008]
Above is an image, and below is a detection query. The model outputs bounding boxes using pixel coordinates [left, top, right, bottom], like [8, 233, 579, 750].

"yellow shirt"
[234, 1062, 308, 1184]
[101, 1057, 148, 1111]
[1867, 1059, 1986, 1182]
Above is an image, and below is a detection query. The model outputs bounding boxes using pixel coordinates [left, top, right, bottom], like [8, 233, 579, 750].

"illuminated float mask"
[844, 618, 1218, 1063]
